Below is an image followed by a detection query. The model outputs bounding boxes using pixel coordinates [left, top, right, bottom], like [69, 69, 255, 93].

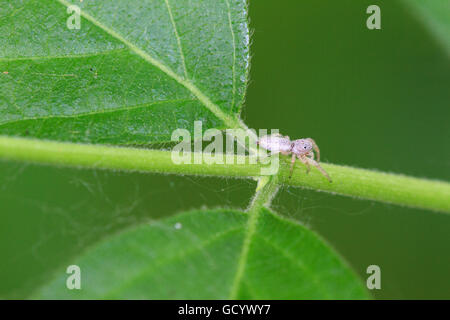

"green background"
[1, 0, 449, 299]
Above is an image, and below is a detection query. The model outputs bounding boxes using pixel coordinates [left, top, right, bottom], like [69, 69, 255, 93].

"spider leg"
[303, 156, 332, 182]
[306, 138, 320, 162]
[299, 154, 311, 174]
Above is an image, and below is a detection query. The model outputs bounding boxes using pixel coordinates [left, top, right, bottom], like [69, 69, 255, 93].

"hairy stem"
[229, 175, 279, 298]
[0, 136, 449, 213]
[249, 176, 280, 210]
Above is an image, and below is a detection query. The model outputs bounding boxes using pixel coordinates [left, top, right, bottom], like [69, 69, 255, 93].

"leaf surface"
[34, 208, 369, 299]
[403, 0, 450, 55]
[0, 0, 249, 144]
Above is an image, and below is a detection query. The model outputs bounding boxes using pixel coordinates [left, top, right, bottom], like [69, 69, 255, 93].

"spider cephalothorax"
[258, 134, 331, 182]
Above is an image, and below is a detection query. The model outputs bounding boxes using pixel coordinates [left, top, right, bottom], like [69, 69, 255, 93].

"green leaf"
[403, 0, 450, 55]
[0, 0, 248, 144]
[33, 208, 369, 299]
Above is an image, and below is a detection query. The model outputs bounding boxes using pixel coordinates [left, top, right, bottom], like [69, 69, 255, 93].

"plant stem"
[249, 175, 280, 210]
[229, 175, 279, 299]
[0, 136, 449, 213]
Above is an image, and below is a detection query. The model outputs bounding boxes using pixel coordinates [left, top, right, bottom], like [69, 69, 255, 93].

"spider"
[257, 133, 332, 182]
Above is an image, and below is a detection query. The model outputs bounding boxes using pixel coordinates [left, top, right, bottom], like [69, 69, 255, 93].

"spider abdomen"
[258, 135, 292, 153]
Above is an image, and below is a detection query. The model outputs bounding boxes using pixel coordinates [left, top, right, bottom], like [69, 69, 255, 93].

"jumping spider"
[257, 133, 332, 182]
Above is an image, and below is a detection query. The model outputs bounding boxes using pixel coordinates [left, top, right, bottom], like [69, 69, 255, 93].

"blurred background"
[0, 0, 449, 299]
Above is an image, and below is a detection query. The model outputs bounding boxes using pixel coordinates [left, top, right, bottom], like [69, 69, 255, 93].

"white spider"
[258, 133, 332, 182]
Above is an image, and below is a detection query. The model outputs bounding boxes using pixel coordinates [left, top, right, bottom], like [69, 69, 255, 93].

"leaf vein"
[0, 48, 128, 62]
[55, 0, 240, 129]
[163, 0, 188, 79]
[224, 0, 237, 110]
[0, 98, 198, 127]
